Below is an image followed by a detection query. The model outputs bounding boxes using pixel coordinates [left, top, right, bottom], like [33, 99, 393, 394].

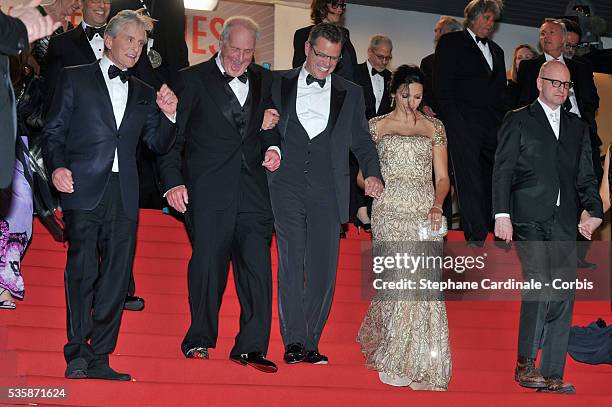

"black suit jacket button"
[304, 170, 308, 174]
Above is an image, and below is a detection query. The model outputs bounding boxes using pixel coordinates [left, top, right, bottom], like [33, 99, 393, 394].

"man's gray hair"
[439, 16, 463, 32]
[541, 18, 567, 38]
[369, 34, 393, 51]
[463, 0, 503, 27]
[220, 16, 260, 43]
[105, 9, 155, 38]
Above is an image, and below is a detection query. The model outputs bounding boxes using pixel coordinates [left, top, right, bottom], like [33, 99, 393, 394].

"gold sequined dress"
[357, 114, 452, 390]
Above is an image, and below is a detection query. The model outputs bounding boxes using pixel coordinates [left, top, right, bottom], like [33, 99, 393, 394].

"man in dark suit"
[267, 23, 383, 364]
[1, 2, 58, 189]
[109, 0, 189, 89]
[350, 34, 392, 231]
[43, 10, 177, 380]
[493, 61, 602, 394]
[158, 16, 280, 373]
[433, 0, 506, 244]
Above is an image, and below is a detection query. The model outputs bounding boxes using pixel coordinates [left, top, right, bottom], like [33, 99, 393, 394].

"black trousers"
[270, 179, 341, 351]
[514, 210, 576, 378]
[447, 118, 497, 241]
[63, 174, 136, 367]
[181, 170, 273, 357]
[348, 152, 371, 224]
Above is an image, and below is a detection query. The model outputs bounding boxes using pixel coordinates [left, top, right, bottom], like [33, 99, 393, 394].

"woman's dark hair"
[311, 0, 331, 24]
[389, 65, 425, 95]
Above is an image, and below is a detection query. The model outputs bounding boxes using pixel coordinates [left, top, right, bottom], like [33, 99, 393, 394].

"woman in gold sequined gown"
[357, 65, 452, 390]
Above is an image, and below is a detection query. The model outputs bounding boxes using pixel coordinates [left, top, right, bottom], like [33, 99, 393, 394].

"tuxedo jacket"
[516, 54, 600, 147]
[0, 11, 28, 188]
[109, 0, 189, 88]
[42, 61, 176, 220]
[492, 101, 602, 233]
[267, 68, 382, 223]
[354, 62, 392, 120]
[292, 25, 357, 82]
[420, 52, 437, 114]
[157, 57, 277, 210]
[433, 29, 507, 134]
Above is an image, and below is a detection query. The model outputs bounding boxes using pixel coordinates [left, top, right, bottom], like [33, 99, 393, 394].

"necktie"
[85, 25, 106, 41]
[549, 111, 559, 124]
[224, 72, 248, 84]
[475, 36, 488, 45]
[306, 74, 326, 88]
[108, 65, 132, 83]
[371, 68, 382, 76]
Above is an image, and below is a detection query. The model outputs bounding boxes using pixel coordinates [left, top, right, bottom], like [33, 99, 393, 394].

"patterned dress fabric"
[357, 113, 452, 390]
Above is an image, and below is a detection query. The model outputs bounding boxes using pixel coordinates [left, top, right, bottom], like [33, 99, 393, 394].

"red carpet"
[1, 209, 610, 406]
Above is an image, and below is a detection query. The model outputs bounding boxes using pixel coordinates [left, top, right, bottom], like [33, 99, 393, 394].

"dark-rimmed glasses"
[541, 77, 574, 90]
[311, 46, 342, 62]
[330, 1, 347, 10]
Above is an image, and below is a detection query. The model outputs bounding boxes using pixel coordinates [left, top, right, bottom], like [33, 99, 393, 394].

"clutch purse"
[417, 216, 448, 240]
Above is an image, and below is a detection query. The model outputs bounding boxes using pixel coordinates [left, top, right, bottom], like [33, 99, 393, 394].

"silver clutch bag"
[417, 216, 448, 240]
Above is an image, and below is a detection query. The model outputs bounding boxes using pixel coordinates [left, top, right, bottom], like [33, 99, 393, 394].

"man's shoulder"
[331, 73, 361, 93]
[50, 25, 81, 45]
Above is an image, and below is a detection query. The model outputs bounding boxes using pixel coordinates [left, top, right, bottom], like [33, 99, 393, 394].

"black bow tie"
[306, 74, 326, 88]
[224, 72, 248, 84]
[108, 65, 132, 83]
[85, 25, 106, 41]
[371, 68, 383, 76]
[475, 36, 488, 45]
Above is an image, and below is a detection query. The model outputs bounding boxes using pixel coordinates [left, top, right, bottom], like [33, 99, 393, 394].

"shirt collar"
[545, 53, 565, 64]
[366, 60, 378, 77]
[82, 21, 105, 30]
[466, 28, 487, 46]
[215, 52, 249, 81]
[99, 55, 127, 80]
[299, 64, 331, 89]
[537, 97, 561, 118]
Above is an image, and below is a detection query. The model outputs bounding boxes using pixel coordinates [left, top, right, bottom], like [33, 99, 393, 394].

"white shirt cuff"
[163, 184, 184, 198]
[495, 213, 510, 219]
[164, 112, 177, 123]
[267, 146, 281, 160]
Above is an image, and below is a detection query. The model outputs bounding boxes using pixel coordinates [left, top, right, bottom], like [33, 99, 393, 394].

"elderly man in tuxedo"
[158, 16, 281, 373]
[1, 1, 58, 189]
[267, 23, 383, 365]
[433, 0, 506, 245]
[493, 61, 602, 394]
[43, 10, 177, 380]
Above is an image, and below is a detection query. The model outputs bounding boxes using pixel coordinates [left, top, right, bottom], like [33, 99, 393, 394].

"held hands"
[494, 217, 513, 243]
[262, 109, 280, 130]
[262, 149, 281, 172]
[428, 205, 443, 231]
[52, 167, 74, 193]
[578, 210, 602, 240]
[364, 176, 384, 199]
[156, 84, 178, 117]
[10, 0, 61, 44]
[422, 105, 436, 118]
[166, 185, 189, 213]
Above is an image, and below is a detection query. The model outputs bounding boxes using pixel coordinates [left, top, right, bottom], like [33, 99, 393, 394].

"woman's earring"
[390, 96, 395, 108]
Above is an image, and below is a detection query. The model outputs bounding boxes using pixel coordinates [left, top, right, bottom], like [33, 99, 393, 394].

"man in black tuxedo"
[420, 15, 462, 117]
[43, 10, 177, 380]
[517, 19, 601, 181]
[267, 23, 383, 364]
[350, 34, 392, 230]
[493, 61, 602, 394]
[109, 0, 189, 88]
[1, 2, 58, 189]
[433, 0, 506, 245]
[158, 16, 281, 373]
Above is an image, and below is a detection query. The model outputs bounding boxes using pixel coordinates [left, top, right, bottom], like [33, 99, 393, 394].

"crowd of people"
[0, 0, 607, 395]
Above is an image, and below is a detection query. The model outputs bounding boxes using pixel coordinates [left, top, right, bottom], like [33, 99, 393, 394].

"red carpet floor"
[1, 209, 611, 406]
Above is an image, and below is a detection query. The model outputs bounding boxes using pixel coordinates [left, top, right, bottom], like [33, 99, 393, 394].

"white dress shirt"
[99, 56, 128, 173]
[367, 60, 384, 114]
[544, 53, 581, 117]
[495, 99, 561, 219]
[466, 28, 493, 70]
[296, 66, 331, 139]
[215, 53, 249, 107]
[82, 21, 105, 60]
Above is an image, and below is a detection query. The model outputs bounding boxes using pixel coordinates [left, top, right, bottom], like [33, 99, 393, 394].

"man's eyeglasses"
[89, 0, 112, 4]
[311, 46, 342, 62]
[330, 1, 347, 10]
[373, 53, 392, 62]
[541, 77, 574, 90]
[565, 43, 580, 50]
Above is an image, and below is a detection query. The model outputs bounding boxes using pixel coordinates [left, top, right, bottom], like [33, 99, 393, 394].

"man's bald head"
[537, 60, 572, 109]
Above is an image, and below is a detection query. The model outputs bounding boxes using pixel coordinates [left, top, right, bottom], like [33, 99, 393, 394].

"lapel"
[118, 78, 137, 133]
[359, 62, 375, 107]
[203, 56, 238, 133]
[530, 100, 559, 143]
[72, 25, 97, 63]
[558, 108, 571, 145]
[463, 30, 492, 76]
[280, 68, 300, 137]
[246, 65, 262, 135]
[328, 75, 346, 135]
[379, 69, 392, 114]
[93, 62, 118, 131]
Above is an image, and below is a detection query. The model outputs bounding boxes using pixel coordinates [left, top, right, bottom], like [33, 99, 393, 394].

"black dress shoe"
[185, 347, 209, 359]
[230, 352, 278, 373]
[65, 357, 88, 379]
[577, 259, 597, 269]
[283, 343, 305, 364]
[304, 350, 328, 364]
[87, 364, 131, 381]
[124, 295, 145, 311]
